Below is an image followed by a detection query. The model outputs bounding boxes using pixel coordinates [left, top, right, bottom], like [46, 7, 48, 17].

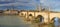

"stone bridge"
[19, 11, 60, 23]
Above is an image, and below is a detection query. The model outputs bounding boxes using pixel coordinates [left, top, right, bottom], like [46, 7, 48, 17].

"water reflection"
[54, 17, 60, 27]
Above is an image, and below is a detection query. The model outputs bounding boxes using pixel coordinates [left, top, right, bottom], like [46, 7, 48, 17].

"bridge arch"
[20, 13, 24, 16]
[28, 14, 33, 20]
[20, 12, 26, 16]
[29, 14, 33, 16]
[51, 17, 60, 23]
[36, 15, 44, 22]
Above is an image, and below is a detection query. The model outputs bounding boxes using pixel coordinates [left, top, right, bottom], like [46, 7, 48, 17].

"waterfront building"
[3, 9, 18, 15]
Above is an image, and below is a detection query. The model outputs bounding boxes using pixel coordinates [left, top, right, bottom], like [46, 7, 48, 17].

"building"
[4, 10, 18, 15]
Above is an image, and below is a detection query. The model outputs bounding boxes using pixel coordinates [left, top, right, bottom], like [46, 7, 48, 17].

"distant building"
[0, 10, 4, 13]
[3, 10, 18, 15]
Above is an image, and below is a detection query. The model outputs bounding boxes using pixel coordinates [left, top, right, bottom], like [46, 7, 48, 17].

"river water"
[0, 15, 37, 27]
[0, 15, 60, 27]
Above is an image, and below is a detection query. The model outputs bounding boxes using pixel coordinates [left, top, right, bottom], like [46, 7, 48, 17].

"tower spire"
[11, 4, 14, 10]
[36, 0, 42, 11]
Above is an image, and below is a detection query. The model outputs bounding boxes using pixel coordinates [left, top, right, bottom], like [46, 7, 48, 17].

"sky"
[0, 0, 60, 12]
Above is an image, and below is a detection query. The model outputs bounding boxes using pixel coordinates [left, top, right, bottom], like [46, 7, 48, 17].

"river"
[0, 15, 60, 27]
[0, 15, 33, 27]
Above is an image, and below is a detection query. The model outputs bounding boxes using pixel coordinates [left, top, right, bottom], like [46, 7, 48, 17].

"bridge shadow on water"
[53, 17, 60, 27]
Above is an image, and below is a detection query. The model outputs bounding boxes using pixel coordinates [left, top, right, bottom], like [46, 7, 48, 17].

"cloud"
[0, 2, 36, 6]
[40, 0, 60, 9]
[0, 0, 37, 10]
[0, 0, 36, 6]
